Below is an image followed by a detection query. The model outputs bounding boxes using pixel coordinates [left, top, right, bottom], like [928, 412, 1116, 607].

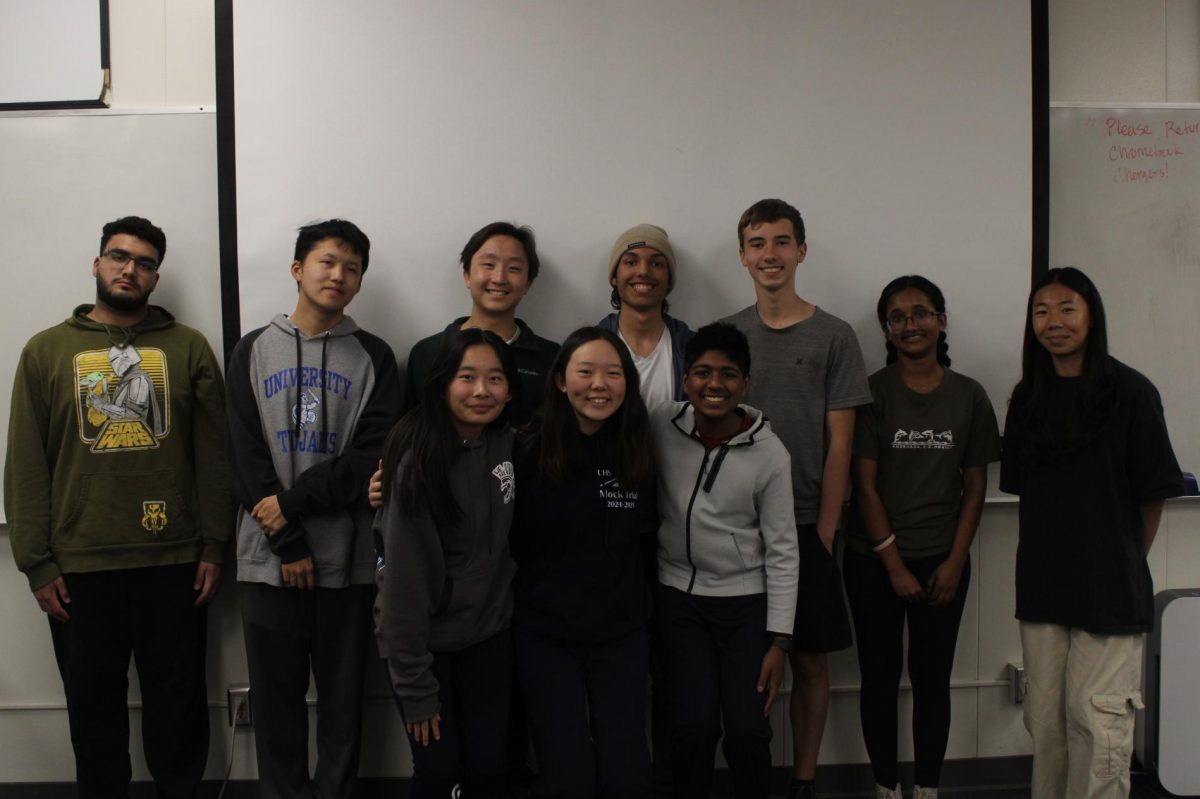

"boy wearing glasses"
[5, 216, 233, 798]
[723, 199, 870, 799]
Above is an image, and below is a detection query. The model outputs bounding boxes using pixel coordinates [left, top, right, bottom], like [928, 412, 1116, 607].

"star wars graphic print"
[74, 345, 170, 452]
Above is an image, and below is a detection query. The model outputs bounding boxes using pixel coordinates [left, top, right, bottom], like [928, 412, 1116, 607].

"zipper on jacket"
[683, 448, 711, 593]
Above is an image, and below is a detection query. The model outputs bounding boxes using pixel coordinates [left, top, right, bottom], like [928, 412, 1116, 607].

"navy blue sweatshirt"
[510, 428, 658, 644]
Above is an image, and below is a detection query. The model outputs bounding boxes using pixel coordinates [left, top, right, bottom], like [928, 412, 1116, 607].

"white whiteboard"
[0, 0, 105, 106]
[0, 112, 222, 518]
[233, 1, 1030, 423]
[1050, 106, 1200, 475]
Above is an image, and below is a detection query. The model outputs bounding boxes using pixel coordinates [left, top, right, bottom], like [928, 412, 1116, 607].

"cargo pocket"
[1090, 692, 1140, 779]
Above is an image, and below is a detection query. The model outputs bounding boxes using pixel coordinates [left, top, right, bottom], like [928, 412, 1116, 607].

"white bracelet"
[871, 533, 897, 553]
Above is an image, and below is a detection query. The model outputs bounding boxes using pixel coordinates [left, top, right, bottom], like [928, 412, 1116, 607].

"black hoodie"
[510, 427, 658, 644]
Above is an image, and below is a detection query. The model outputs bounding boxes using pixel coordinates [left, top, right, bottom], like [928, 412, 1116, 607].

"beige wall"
[108, 0, 216, 108]
[1050, 0, 1200, 104]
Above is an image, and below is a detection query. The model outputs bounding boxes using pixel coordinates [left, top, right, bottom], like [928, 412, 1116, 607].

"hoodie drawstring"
[320, 332, 329, 445]
[292, 328, 302, 477]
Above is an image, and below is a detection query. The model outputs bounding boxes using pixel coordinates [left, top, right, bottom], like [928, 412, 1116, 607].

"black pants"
[394, 628, 513, 799]
[48, 563, 209, 799]
[648, 611, 674, 799]
[241, 582, 374, 799]
[516, 625, 651, 799]
[656, 586, 773, 799]
[843, 549, 971, 788]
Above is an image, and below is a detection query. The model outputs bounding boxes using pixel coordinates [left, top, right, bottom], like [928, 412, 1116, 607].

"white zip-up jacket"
[652, 402, 799, 634]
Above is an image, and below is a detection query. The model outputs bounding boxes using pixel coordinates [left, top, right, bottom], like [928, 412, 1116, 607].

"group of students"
[6, 200, 1183, 799]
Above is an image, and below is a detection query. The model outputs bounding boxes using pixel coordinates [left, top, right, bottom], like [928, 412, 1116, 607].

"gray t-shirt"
[723, 305, 871, 524]
[847, 364, 1001, 558]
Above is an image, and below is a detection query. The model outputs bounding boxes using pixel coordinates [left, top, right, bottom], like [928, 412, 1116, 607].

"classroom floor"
[786, 774, 1196, 798]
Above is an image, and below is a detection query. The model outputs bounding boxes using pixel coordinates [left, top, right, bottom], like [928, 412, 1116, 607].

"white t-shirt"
[621, 326, 674, 408]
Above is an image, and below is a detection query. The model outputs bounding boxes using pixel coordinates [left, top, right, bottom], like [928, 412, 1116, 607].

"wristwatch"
[768, 633, 794, 653]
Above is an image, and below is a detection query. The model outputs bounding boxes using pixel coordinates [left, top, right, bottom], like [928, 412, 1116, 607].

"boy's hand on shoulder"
[757, 646, 786, 715]
[280, 557, 315, 590]
[368, 460, 384, 510]
[252, 495, 288, 535]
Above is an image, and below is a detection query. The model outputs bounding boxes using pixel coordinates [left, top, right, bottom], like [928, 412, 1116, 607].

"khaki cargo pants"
[1020, 622, 1143, 799]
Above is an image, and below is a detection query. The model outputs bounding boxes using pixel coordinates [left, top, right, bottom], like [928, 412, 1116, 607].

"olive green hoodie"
[4, 305, 234, 590]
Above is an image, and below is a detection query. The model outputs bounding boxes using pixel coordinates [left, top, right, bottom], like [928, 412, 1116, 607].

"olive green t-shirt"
[846, 364, 1000, 559]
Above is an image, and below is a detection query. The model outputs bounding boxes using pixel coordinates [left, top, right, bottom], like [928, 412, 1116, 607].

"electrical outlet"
[227, 685, 252, 727]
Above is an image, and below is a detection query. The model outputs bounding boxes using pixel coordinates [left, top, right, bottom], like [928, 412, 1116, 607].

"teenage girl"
[510, 326, 658, 799]
[1001, 267, 1182, 799]
[845, 276, 1000, 799]
[374, 328, 521, 798]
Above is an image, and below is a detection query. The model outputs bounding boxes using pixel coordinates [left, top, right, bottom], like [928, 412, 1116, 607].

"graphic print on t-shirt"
[891, 429, 954, 449]
[74, 346, 169, 452]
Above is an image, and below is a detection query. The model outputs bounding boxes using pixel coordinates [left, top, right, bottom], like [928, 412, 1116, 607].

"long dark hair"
[1009, 267, 1117, 454]
[381, 329, 520, 529]
[876, 275, 951, 367]
[523, 327, 655, 487]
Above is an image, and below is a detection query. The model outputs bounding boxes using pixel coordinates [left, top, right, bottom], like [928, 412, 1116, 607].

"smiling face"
[446, 343, 512, 439]
[684, 350, 750, 426]
[463, 234, 532, 318]
[884, 287, 945, 362]
[291, 237, 363, 317]
[555, 338, 627, 435]
[92, 233, 161, 313]
[612, 246, 670, 312]
[738, 218, 806, 291]
[1031, 282, 1091, 375]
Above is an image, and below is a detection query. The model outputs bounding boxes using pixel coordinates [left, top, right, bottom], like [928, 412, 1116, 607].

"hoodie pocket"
[55, 471, 196, 550]
[729, 532, 763, 573]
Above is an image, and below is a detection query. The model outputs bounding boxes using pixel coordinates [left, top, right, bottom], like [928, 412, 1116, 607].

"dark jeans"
[656, 586, 773, 799]
[49, 563, 209, 799]
[516, 625, 651, 799]
[395, 629, 513, 799]
[843, 548, 971, 788]
[241, 581, 374, 799]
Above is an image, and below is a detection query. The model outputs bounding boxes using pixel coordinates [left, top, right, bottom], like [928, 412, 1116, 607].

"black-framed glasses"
[102, 249, 159, 273]
[885, 309, 942, 331]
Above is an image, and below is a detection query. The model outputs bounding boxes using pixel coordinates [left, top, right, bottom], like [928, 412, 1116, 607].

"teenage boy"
[404, 221, 558, 423]
[225, 219, 400, 799]
[597, 224, 694, 404]
[723, 199, 871, 799]
[6, 216, 232, 798]
[652, 322, 799, 799]
[597, 223, 694, 797]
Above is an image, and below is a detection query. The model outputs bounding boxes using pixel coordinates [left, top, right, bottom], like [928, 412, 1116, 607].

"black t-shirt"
[1000, 360, 1184, 634]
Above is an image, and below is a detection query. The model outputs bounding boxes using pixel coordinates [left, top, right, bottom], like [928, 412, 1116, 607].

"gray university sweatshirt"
[225, 314, 400, 587]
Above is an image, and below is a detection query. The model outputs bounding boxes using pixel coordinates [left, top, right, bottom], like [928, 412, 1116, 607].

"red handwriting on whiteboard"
[1114, 163, 1169, 184]
[1106, 118, 1152, 137]
[1165, 120, 1200, 138]
[1109, 144, 1184, 161]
